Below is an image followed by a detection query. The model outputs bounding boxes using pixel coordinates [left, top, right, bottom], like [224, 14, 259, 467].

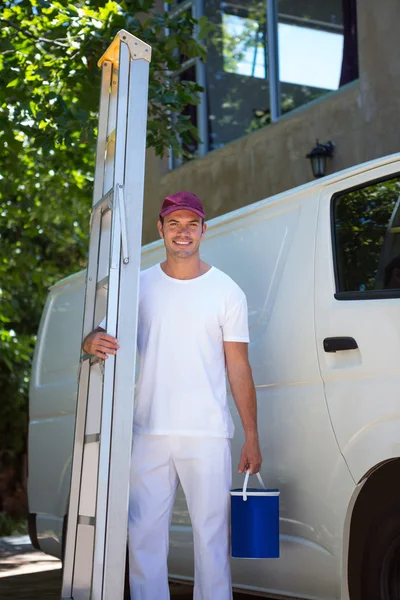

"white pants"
[128, 434, 232, 600]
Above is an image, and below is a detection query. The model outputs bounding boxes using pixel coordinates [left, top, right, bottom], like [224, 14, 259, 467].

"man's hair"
[159, 215, 205, 226]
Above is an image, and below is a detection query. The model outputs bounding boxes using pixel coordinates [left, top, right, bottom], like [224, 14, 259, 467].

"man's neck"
[161, 257, 211, 280]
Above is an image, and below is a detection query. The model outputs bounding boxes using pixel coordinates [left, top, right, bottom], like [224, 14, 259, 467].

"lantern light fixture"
[306, 140, 335, 178]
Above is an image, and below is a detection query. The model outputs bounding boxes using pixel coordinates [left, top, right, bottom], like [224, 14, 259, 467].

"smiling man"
[83, 191, 262, 600]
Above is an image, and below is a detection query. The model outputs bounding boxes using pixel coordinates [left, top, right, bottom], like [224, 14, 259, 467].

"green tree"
[335, 178, 400, 292]
[0, 0, 208, 517]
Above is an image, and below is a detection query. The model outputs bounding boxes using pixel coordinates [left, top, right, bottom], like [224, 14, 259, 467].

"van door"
[315, 159, 400, 483]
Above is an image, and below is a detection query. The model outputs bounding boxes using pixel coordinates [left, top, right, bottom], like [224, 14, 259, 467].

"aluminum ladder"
[61, 30, 151, 600]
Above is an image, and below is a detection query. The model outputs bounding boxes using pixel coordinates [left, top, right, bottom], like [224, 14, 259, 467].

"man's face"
[158, 209, 206, 259]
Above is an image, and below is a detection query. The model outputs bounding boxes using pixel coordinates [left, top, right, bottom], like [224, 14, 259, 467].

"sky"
[223, 15, 344, 90]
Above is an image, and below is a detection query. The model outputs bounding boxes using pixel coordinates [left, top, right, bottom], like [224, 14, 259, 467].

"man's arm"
[82, 327, 119, 359]
[224, 341, 262, 475]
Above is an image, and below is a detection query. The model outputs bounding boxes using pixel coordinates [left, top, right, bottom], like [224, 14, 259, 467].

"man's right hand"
[82, 329, 120, 359]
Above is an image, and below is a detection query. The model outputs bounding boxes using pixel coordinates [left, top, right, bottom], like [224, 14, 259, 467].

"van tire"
[61, 514, 68, 572]
[361, 503, 400, 599]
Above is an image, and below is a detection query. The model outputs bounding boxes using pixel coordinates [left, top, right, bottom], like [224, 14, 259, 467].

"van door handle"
[323, 337, 358, 353]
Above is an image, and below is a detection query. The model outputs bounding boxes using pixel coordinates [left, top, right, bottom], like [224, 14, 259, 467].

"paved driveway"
[0, 536, 259, 599]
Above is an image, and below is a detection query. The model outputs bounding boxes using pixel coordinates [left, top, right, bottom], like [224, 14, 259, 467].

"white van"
[28, 153, 400, 600]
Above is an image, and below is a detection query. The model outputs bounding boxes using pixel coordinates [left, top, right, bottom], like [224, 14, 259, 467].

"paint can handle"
[243, 469, 266, 501]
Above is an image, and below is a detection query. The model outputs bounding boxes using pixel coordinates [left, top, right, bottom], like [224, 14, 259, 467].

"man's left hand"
[238, 437, 262, 475]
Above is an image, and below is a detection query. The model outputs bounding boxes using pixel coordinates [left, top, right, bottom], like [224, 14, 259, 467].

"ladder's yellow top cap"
[98, 30, 152, 67]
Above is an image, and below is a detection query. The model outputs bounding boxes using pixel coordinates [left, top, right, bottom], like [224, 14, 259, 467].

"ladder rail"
[61, 60, 112, 599]
[73, 60, 118, 598]
[91, 40, 131, 600]
[102, 55, 151, 599]
[86, 60, 114, 337]
[92, 62, 113, 208]
[61, 360, 90, 599]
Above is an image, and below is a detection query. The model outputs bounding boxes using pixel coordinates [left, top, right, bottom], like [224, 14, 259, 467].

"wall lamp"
[306, 140, 335, 178]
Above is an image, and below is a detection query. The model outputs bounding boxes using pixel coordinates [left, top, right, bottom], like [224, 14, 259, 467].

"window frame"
[331, 172, 400, 301]
[164, 0, 208, 169]
[168, 0, 357, 167]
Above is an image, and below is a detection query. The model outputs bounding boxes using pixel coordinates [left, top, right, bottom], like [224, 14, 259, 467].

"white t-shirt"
[101, 263, 249, 438]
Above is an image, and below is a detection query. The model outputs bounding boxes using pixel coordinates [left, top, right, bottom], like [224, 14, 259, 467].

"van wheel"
[361, 506, 400, 599]
[61, 514, 68, 572]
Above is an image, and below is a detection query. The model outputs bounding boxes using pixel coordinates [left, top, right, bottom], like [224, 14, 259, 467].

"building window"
[204, 0, 270, 150]
[277, 0, 359, 115]
[168, 0, 359, 164]
[222, 7, 267, 79]
[165, 0, 207, 169]
[333, 177, 400, 295]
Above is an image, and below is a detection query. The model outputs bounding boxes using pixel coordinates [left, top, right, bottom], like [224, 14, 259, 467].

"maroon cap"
[159, 191, 206, 219]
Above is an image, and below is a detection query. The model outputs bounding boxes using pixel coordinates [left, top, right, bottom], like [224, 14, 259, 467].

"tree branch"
[1, 19, 70, 48]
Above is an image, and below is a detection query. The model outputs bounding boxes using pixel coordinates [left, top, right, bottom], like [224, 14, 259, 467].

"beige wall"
[142, 0, 400, 245]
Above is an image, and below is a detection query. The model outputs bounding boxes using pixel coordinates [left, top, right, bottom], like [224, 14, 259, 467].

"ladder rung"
[97, 276, 109, 290]
[85, 433, 100, 444]
[90, 356, 103, 368]
[81, 354, 104, 366]
[93, 188, 114, 213]
[107, 129, 116, 144]
[78, 516, 96, 526]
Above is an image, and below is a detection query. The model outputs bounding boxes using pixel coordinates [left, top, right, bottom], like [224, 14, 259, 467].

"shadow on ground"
[0, 568, 62, 599]
[0, 536, 257, 599]
[0, 568, 197, 600]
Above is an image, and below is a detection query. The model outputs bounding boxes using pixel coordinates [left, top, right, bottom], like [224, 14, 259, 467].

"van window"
[333, 176, 400, 295]
[39, 281, 85, 385]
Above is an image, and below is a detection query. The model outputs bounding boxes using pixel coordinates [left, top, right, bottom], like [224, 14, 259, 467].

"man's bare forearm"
[227, 362, 259, 439]
[224, 342, 262, 474]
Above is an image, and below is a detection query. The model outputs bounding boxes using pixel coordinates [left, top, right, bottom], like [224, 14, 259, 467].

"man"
[83, 191, 262, 600]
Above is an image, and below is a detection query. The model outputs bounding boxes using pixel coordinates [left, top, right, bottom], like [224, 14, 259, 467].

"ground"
[0, 536, 256, 599]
